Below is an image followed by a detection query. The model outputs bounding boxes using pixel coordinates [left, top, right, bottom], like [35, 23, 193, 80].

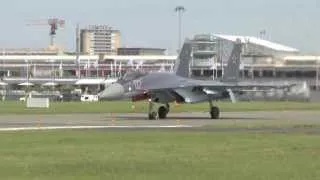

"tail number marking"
[132, 79, 142, 90]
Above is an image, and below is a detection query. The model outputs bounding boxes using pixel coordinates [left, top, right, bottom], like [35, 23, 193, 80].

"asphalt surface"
[0, 111, 320, 133]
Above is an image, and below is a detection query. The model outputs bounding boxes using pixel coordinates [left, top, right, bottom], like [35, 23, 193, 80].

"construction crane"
[26, 18, 65, 48]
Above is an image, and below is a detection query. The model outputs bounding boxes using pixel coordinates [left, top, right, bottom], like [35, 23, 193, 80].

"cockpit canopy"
[120, 70, 148, 82]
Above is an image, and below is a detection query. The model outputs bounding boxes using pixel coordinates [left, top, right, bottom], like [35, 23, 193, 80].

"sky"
[1, 0, 320, 54]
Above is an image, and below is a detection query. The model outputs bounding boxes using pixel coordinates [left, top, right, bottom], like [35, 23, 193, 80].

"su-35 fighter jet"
[98, 38, 298, 120]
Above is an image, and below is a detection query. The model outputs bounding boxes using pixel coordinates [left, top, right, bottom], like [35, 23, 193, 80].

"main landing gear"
[148, 99, 170, 120]
[209, 99, 220, 119]
[147, 98, 220, 120]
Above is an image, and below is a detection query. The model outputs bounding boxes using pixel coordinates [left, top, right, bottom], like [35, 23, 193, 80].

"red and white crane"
[26, 18, 65, 47]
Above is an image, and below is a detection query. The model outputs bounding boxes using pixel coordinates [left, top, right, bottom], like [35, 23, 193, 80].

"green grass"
[201, 120, 320, 129]
[0, 130, 319, 180]
[0, 101, 319, 114]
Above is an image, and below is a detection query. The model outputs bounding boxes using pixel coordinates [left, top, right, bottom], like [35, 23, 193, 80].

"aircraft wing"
[134, 79, 298, 103]
[142, 78, 296, 92]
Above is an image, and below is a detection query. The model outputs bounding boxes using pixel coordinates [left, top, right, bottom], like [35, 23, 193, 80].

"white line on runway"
[0, 125, 194, 132]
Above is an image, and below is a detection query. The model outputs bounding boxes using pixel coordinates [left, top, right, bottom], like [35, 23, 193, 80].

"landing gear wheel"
[148, 112, 157, 120]
[210, 106, 220, 119]
[158, 106, 169, 119]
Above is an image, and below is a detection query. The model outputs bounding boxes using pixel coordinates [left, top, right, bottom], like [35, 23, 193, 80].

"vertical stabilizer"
[221, 39, 242, 82]
[174, 40, 193, 77]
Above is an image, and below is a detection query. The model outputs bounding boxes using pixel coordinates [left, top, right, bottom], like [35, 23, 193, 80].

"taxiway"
[0, 111, 319, 132]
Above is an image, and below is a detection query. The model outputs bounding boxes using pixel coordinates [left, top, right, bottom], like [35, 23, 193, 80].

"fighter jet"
[98, 38, 297, 120]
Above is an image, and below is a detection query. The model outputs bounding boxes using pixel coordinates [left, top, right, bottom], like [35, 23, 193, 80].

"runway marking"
[0, 125, 194, 132]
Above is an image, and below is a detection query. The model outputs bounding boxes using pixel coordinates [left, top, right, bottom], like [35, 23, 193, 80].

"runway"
[0, 111, 319, 132]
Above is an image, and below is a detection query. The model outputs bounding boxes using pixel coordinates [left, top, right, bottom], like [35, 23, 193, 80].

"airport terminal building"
[0, 33, 319, 97]
[188, 34, 320, 90]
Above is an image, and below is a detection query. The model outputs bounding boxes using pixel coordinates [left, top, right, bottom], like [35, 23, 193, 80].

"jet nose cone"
[99, 83, 125, 100]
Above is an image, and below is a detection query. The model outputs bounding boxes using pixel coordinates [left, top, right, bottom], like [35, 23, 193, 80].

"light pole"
[259, 29, 266, 39]
[25, 59, 29, 81]
[76, 23, 81, 79]
[50, 59, 55, 82]
[316, 58, 319, 91]
[2, 49, 4, 78]
[174, 5, 186, 52]
[24, 59, 30, 92]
